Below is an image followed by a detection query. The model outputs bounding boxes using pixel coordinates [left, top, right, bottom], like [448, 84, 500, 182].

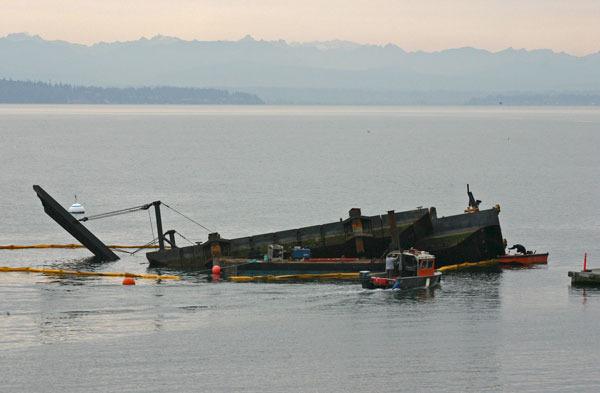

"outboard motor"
[359, 271, 375, 289]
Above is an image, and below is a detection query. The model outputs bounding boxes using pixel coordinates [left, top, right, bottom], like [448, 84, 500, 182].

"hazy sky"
[2, 0, 599, 55]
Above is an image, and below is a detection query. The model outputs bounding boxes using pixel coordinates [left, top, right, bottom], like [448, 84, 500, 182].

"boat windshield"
[401, 254, 418, 276]
[419, 259, 434, 269]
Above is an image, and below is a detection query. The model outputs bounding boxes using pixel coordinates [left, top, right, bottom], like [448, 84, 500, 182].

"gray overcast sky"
[2, 0, 599, 55]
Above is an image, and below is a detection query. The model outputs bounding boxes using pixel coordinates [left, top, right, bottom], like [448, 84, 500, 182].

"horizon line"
[2, 32, 599, 58]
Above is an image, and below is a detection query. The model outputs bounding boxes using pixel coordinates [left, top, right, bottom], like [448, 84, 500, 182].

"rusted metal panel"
[33, 185, 119, 261]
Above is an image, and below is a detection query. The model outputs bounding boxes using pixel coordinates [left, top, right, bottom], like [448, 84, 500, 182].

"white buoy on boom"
[68, 194, 85, 214]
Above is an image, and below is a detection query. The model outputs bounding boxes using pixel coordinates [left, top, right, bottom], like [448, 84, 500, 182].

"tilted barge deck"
[147, 190, 505, 271]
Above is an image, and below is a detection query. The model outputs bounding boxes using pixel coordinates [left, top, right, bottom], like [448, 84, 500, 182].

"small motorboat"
[67, 195, 85, 215]
[497, 252, 548, 267]
[360, 249, 442, 290]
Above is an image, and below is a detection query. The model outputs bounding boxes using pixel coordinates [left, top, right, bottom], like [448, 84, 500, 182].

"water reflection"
[392, 286, 437, 301]
[28, 280, 178, 345]
[438, 271, 503, 391]
[151, 285, 165, 332]
[46, 256, 108, 271]
[44, 277, 98, 286]
[153, 312, 164, 331]
[569, 285, 600, 305]
[38, 310, 91, 344]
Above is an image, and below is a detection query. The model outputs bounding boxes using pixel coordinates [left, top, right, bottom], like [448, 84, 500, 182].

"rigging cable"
[148, 209, 155, 240]
[112, 248, 135, 255]
[130, 237, 159, 255]
[162, 203, 213, 233]
[175, 231, 197, 246]
[78, 203, 151, 222]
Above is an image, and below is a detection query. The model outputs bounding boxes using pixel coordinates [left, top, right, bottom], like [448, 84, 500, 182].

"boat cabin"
[393, 249, 436, 277]
[267, 244, 284, 262]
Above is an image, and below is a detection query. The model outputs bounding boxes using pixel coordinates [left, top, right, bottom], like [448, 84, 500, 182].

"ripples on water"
[1, 106, 600, 392]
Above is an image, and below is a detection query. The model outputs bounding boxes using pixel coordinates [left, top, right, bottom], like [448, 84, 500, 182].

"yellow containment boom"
[0, 266, 180, 280]
[437, 259, 498, 272]
[0, 244, 160, 250]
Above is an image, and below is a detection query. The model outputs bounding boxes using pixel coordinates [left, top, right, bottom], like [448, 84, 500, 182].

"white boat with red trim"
[360, 249, 442, 290]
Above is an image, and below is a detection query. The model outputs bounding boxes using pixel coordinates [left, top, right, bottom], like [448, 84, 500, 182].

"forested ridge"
[0, 79, 264, 104]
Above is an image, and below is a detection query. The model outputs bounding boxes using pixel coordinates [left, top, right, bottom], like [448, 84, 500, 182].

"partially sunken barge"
[147, 188, 505, 272]
[33, 185, 505, 274]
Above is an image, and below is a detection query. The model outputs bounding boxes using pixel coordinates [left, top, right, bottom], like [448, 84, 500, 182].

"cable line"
[130, 237, 159, 255]
[79, 203, 151, 222]
[175, 231, 197, 246]
[147, 209, 155, 240]
[162, 203, 213, 233]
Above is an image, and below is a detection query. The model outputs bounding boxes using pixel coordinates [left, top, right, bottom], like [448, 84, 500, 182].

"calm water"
[1, 106, 600, 392]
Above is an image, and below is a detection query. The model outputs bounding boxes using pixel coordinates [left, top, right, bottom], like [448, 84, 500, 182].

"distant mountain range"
[0, 79, 263, 104]
[1, 33, 600, 104]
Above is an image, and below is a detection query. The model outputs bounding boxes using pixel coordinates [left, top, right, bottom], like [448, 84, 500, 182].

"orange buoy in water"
[211, 265, 221, 275]
[122, 277, 136, 285]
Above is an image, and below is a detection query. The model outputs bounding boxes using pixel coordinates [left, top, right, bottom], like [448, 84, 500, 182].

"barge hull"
[223, 260, 385, 276]
[148, 205, 504, 270]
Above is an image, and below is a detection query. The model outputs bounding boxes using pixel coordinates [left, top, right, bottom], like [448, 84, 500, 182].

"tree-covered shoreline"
[0, 79, 264, 104]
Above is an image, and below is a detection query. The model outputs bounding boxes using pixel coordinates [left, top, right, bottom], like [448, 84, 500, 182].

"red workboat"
[498, 253, 548, 267]
[360, 249, 442, 290]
